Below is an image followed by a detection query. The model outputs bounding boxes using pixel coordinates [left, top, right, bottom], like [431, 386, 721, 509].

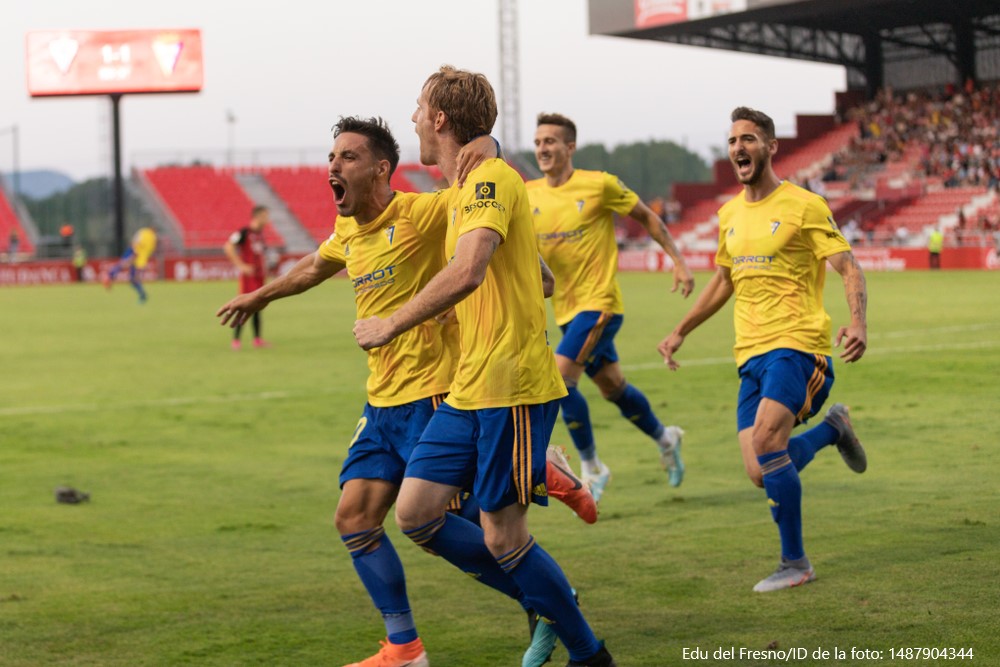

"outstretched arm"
[657, 266, 733, 370]
[628, 200, 695, 297]
[827, 250, 868, 362]
[353, 227, 501, 349]
[216, 251, 344, 327]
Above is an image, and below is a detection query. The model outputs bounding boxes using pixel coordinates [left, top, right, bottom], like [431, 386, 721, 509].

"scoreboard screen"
[26, 29, 204, 97]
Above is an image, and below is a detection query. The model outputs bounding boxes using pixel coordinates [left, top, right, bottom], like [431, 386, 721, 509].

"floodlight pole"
[110, 93, 126, 256]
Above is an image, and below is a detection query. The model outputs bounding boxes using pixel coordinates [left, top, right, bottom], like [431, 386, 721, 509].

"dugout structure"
[589, 0, 1000, 98]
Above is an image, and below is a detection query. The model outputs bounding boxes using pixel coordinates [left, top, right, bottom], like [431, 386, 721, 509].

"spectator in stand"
[223, 205, 271, 349]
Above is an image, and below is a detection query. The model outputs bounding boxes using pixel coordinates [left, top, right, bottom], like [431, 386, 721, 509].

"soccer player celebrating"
[223, 205, 271, 349]
[527, 113, 695, 499]
[658, 107, 869, 593]
[354, 68, 616, 667]
[217, 116, 593, 667]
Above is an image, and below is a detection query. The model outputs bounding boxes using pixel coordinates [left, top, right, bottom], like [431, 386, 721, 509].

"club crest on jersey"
[827, 215, 838, 230]
[576, 200, 585, 212]
[384, 225, 396, 246]
[475, 182, 496, 200]
[344, 243, 350, 256]
[770, 220, 781, 235]
[727, 227, 736, 237]
[532, 206, 540, 216]
[451, 208, 457, 226]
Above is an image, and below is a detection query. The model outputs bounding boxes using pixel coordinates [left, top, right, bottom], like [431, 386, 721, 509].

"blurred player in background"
[527, 113, 695, 500]
[658, 107, 868, 593]
[354, 67, 616, 667]
[217, 116, 593, 667]
[223, 205, 270, 349]
[102, 226, 157, 303]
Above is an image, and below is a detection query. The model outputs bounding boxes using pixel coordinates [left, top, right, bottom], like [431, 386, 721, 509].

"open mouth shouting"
[329, 176, 348, 209]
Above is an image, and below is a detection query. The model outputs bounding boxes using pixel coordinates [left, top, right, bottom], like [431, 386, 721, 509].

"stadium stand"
[0, 185, 33, 258]
[259, 166, 337, 244]
[142, 166, 285, 250]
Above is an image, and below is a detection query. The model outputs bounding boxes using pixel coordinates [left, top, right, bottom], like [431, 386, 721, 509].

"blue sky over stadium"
[3, 0, 845, 181]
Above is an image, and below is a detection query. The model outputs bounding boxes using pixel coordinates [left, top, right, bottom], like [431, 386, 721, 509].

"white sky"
[2, 0, 846, 182]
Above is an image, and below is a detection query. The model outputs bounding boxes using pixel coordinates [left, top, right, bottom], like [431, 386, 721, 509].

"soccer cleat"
[231, 339, 242, 351]
[546, 445, 598, 524]
[523, 609, 558, 667]
[566, 642, 616, 667]
[823, 403, 867, 473]
[581, 461, 611, 504]
[253, 337, 271, 348]
[657, 425, 685, 487]
[342, 638, 428, 667]
[752, 562, 816, 593]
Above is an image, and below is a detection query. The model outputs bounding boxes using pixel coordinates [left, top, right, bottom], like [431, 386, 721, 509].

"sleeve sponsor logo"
[475, 181, 496, 200]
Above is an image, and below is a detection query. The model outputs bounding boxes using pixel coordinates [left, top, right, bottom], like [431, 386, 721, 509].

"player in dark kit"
[223, 205, 271, 349]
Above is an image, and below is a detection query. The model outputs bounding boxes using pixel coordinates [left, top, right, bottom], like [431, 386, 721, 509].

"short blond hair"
[423, 65, 498, 144]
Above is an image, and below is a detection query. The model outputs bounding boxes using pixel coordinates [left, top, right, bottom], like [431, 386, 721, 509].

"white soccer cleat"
[753, 562, 816, 593]
[581, 461, 611, 503]
[658, 425, 685, 487]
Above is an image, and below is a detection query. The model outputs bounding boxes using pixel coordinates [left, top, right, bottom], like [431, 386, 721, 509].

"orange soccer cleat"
[546, 445, 598, 524]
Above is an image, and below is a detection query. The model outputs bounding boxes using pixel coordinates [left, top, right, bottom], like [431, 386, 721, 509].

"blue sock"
[128, 268, 146, 301]
[610, 383, 664, 440]
[788, 421, 839, 471]
[403, 513, 526, 608]
[341, 527, 417, 645]
[498, 537, 600, 662]
[757, 450, 805, 561]
[560, 384, 596, 461]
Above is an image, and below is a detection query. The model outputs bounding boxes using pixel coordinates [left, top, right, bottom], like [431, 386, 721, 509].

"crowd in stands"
[829, 81, 1000, 193]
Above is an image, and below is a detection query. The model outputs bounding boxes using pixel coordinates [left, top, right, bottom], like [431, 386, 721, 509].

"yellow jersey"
[132, 228, 157, 268]
[319, 191, 455, 407]
[716, 180, 851, 367]
[526, 170, 639, 325]
[444, 159, 566, 409]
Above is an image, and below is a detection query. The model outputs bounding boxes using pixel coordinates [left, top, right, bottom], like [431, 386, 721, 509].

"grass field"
[1, 270, 998, 666]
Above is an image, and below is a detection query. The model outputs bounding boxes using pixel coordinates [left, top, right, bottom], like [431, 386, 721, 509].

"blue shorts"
[557, 311, 624, 377]
[405, 400, 559, 512]
[736, 349, 834, 431]
[339, 396, 443, 488]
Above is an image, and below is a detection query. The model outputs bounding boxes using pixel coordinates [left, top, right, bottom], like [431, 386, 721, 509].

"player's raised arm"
[628, 200, 695, 298]
[827, 250, 868, 362]
[658, 265, 734, 369]
[217, 251, 343, 327]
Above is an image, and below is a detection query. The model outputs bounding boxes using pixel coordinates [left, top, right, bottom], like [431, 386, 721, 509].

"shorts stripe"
[796, 354, 828, 422]
[512, 406, 533, 506]
[431, 393, 446, 410]
[445, 490, 467, 512]
[574, 312, 613, 365]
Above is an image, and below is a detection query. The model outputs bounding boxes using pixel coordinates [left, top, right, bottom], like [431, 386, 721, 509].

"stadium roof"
[589, 0, 1000, 95]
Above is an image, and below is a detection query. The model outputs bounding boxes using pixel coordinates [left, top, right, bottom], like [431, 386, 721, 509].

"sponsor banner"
[1, 249, 996, 286]
[27, 29, 204, 97]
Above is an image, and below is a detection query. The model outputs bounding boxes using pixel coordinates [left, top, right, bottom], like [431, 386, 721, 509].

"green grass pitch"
[1, 270, 998, 666]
